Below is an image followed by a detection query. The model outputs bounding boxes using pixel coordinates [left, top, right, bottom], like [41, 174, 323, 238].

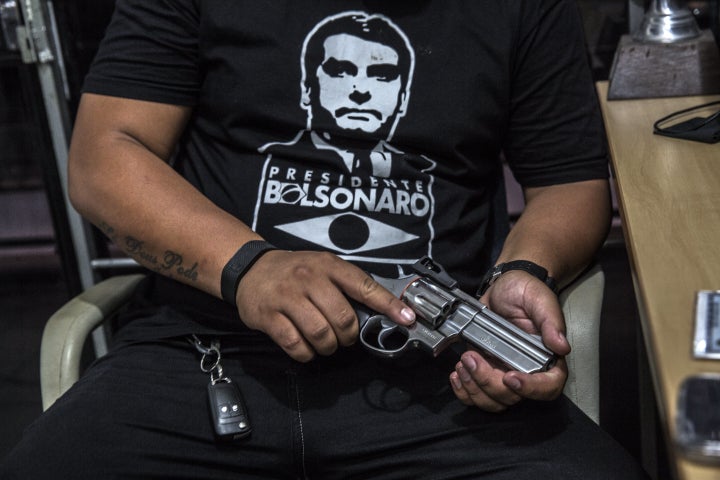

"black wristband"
[221, 240, 277, 306]
[477, 260, 557, 297]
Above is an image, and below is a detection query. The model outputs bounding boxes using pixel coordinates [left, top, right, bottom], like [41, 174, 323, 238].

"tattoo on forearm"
[161, 250, 199, 282]
[123, 235, 199, 283]
[99, 223, 199, 283]
[125, 236, 159, 265]
[98, 221, 119, 243]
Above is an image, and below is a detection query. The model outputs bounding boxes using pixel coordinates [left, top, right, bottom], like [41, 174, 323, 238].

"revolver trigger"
[377, 319, 400, 350]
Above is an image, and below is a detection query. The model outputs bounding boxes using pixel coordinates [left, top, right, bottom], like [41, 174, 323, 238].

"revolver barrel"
[362, 257, 557, 373]
[399, 275, 556, 374]
[457, 305, 556, 373]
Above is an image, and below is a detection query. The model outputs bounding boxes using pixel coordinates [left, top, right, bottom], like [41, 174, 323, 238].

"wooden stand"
[607, 29, 720, 100]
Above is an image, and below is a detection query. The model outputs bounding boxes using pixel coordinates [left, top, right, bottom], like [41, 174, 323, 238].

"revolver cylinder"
[403, 278, 458, 327]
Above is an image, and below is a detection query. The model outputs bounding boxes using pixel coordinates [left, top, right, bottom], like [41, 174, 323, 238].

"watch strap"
[478, 260, 557, 296]
[221, 240, 277, 305]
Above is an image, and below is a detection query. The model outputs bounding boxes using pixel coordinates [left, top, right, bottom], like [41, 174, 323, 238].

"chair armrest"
[40, 274, 145, 411]
[560, 263, 604, 424]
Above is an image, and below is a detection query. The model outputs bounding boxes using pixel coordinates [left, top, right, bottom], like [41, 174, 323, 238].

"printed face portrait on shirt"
[301, 12, 414, 141]
[316, 33, 403, 134]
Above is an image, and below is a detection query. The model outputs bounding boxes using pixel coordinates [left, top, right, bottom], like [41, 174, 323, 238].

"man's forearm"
[72, 147, 261, 300]
[68, 94, 261, 300]
[495, 179, 612, 289]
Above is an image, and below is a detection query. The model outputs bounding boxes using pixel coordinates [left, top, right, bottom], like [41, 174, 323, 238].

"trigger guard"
[359, 315, 409, 358]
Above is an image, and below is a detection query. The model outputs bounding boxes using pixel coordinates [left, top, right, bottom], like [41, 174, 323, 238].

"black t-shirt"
[82, 0, 608, 340]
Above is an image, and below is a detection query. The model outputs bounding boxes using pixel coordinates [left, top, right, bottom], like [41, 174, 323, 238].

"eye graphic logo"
[275, 212, 419, 255]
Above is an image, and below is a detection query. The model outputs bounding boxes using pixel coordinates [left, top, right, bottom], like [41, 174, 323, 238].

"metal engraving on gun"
[357, 257, 557, 374]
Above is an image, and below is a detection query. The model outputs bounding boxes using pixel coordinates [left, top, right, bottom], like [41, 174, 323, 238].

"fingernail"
[507, 377, 522, 390]
[461, 355, 477, 372]
[457, 365, 472, 383]
[400, 307, 416, 323]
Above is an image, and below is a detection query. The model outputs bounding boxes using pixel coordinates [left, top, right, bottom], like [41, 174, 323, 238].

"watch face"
[478, 264, 503, 296]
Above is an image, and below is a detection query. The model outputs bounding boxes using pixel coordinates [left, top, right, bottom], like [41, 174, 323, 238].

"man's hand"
[449, 270, 570, 411]
[235, 250, 416, 362]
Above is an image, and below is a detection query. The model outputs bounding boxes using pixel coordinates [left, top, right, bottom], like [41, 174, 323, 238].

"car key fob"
[207, 380, 251, 440]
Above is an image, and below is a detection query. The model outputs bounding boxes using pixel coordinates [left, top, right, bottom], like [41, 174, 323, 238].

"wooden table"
[597, 81, 720, 480]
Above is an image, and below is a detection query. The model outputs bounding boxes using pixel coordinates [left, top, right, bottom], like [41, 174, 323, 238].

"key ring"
[189, 335, 224, 381]
[200, 344, 221, 373]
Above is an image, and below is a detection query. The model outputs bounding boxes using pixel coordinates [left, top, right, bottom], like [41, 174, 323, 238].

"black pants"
[1, 337, 648, 479]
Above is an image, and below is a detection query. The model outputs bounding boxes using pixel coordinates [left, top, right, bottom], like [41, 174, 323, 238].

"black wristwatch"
[477, 260, 558, 296]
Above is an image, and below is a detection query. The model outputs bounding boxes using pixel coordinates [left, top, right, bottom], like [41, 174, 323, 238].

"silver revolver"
[357, 257, 557, 374]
